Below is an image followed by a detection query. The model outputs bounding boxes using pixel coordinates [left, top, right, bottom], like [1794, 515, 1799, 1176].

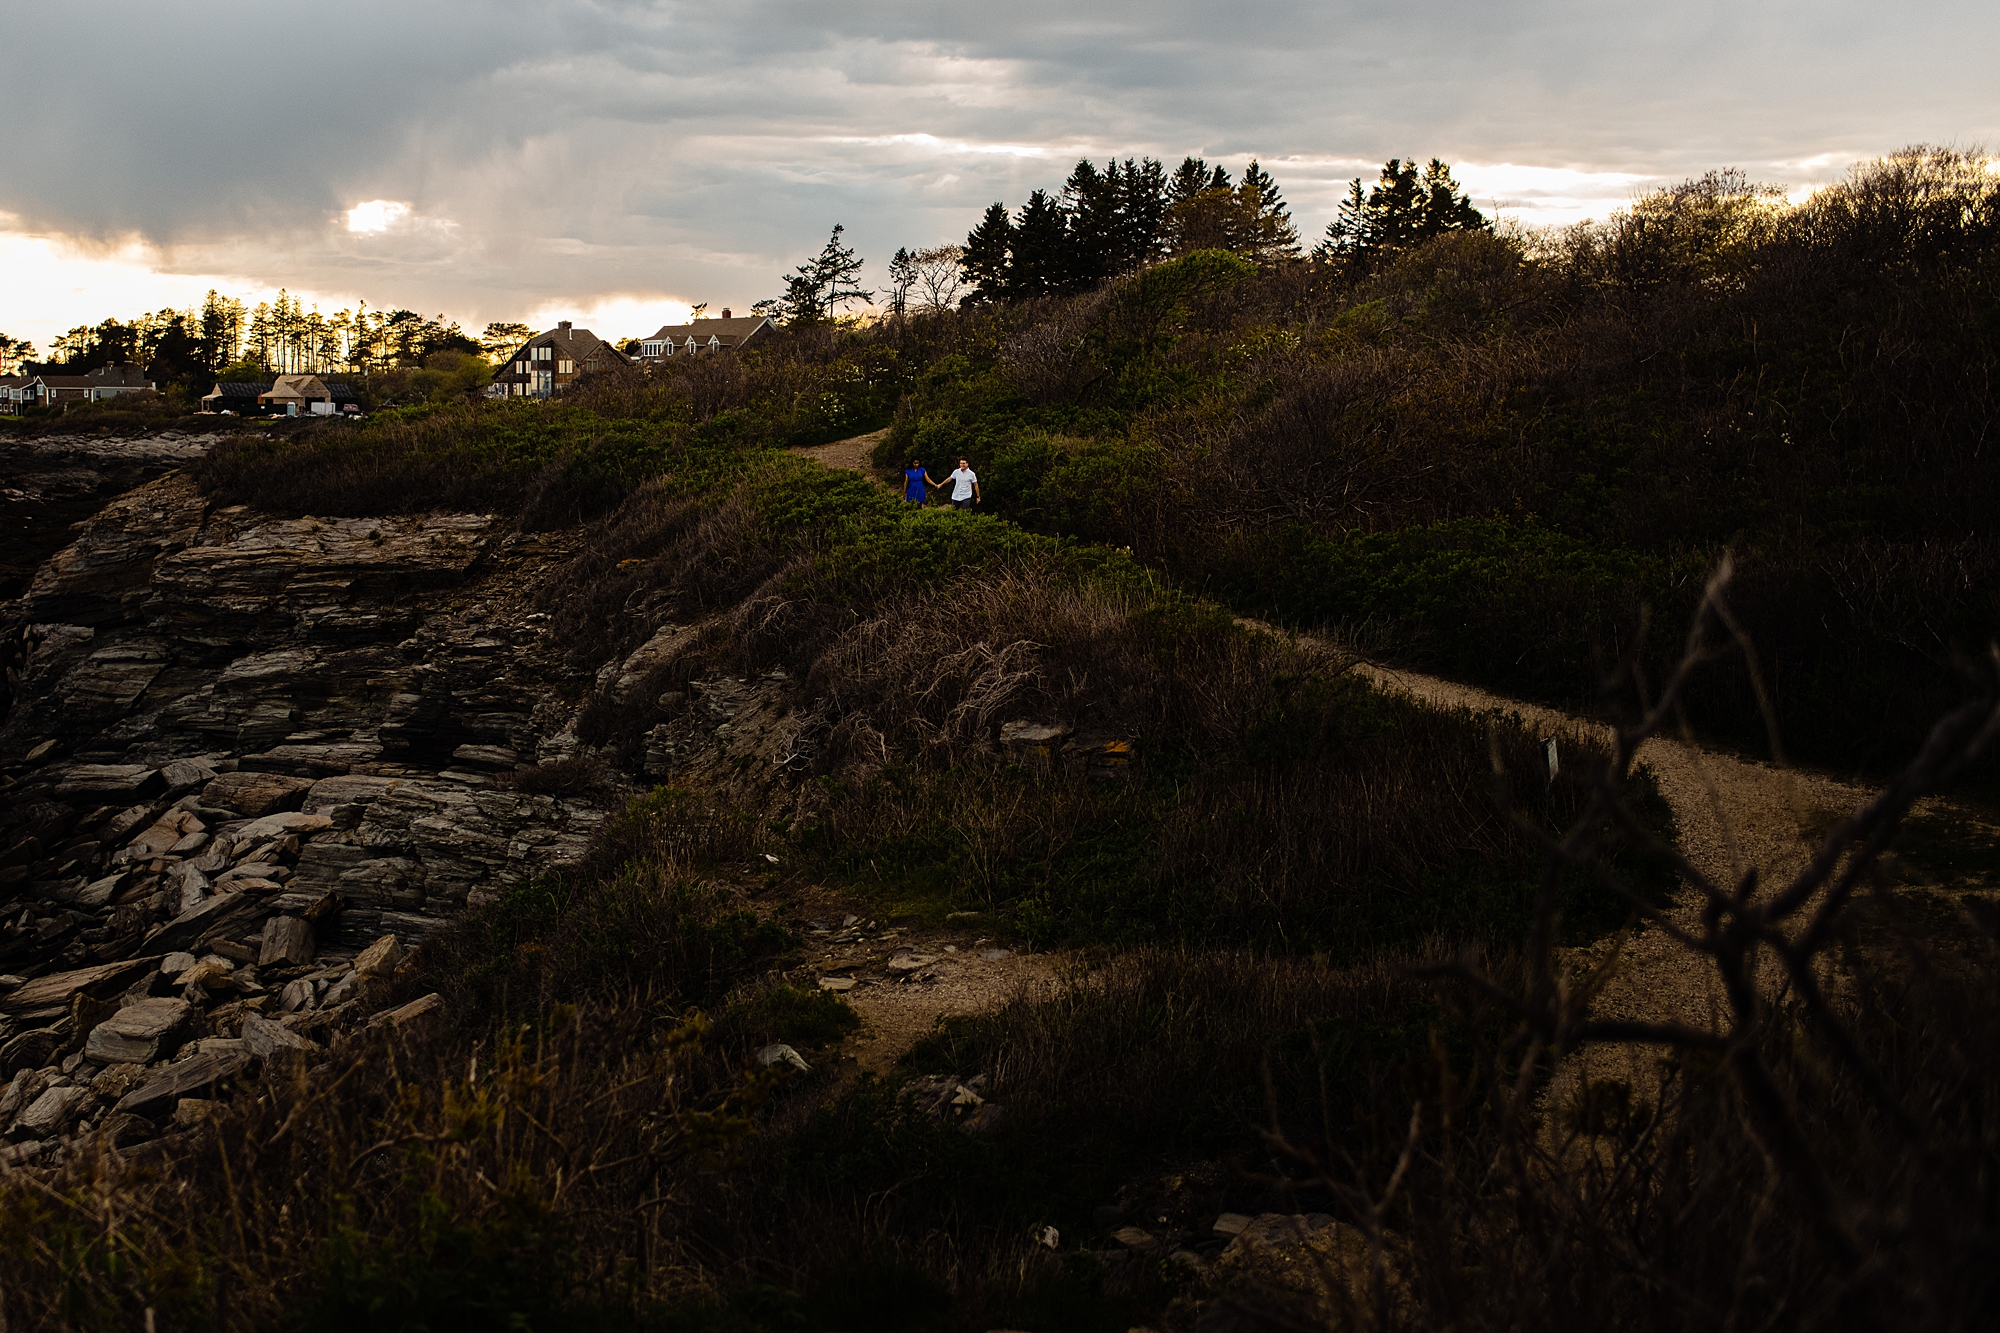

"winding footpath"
[793, 434, 1892, 1085]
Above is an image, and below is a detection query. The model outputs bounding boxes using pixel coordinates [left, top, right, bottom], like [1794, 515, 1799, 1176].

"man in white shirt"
[947, 458, 981, 510]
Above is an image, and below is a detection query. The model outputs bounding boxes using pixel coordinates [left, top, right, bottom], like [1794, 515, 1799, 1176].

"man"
[946, 458, 980, 510]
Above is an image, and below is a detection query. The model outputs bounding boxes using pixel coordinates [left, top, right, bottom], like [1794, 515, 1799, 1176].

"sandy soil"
[832, 939, 1060, 1073]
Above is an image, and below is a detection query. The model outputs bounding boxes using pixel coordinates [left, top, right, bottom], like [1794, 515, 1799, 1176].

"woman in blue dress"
[902, 458, 939, 505]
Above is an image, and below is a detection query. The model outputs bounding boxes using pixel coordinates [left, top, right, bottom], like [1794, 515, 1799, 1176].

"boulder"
[159, 758, 218, 794]
[258, 915, 316, 967]
[0, 1028, 58, 1078]
[353, 933, 404, 979]
[73, 873, 130, 908]
[14, 1083, 93, 1137]
[201, 771, 313, 818]
[999, 720, 1070, 774]
[241, 1013, 321, 1059]
[0, 1069, 46, 1120]
[1211, 1213, 1409, 1324]
[83, 997, 191, 1064]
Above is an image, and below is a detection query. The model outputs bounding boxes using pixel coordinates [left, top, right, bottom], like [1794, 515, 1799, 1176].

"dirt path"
[790, 428, 890, 477]
[750, 482, 1888, 1084]
[760, 883, 1059, 1073]
[1351, 659, 1884, 1109]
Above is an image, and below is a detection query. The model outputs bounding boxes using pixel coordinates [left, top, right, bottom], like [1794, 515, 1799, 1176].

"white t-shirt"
[948, 467, 978, 500]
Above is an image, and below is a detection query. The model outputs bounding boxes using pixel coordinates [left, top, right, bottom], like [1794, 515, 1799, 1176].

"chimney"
[559, 320, 573, 340]
[720, 308, 731, 319]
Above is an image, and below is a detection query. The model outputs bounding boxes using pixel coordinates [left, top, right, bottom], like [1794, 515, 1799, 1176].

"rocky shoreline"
[0, 445, 622, 1164]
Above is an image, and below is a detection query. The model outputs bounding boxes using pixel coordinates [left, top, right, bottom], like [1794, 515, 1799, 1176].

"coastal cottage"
[0, 374, 27, 413]
[490, 321, 625, 398]
[16, 362, 155, 408]
[258, 374, 360, 416]
[634, 311, 772, 362]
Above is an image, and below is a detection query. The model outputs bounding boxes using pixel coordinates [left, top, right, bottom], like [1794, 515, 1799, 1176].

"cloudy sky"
[4, 0, 1996, 349]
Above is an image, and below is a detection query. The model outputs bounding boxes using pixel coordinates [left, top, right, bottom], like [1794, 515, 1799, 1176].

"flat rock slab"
[84, 997, 192, 1064]
[235, 811, 333, 841]
[202, 771, 314, 817]
[116, 1050, 252, 1116]
[0, 957, 159, 1012]
[144, 890, 272, 956]
[52, 764, 163, 800]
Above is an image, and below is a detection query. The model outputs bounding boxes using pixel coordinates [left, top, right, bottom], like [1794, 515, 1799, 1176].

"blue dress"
[903, 468, 927, 502]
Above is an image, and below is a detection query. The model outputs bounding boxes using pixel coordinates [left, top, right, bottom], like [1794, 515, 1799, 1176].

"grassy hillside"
[36, 144, 1987, 1331]
[197, 148, 1999, 779]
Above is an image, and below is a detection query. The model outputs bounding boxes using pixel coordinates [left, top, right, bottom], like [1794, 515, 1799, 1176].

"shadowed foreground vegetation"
[8, 146, 1998, 1330]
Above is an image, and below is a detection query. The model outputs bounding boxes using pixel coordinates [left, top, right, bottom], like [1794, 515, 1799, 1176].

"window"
[532, 346, 552, 362]
[558, 359, 573, 375]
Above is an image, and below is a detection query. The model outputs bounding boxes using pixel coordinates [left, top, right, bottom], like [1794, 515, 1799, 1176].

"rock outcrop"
[0, 443, 825, 1172]
[0, 461, 624, 1167]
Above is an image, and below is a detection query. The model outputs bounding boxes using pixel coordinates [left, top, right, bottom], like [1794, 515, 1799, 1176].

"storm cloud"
[4, 0, 1996, 342]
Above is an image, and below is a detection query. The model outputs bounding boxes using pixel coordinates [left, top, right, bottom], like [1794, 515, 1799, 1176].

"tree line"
[1, 290, 541, 395]
[756, 154, 1494, 322]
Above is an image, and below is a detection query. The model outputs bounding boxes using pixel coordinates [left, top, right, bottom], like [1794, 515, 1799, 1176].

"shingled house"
[490, 321, 627, 397]
[634, 311, 772, 362]
[17, 363, 155, 408]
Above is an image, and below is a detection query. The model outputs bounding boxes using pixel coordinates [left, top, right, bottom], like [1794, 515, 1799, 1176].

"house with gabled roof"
[17, 363, 155, 408]
[0, 375, 28, 414]
[490, 321, 629, 398]
[635, 311, 773, 362]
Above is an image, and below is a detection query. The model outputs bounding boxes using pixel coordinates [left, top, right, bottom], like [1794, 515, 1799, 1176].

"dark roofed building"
[202, 381, 275, 413]
[635, 312, 772, 362]
[490, 321, 630, 398]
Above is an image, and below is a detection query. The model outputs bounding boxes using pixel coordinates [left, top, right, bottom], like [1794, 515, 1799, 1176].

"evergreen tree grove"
[1315, 157, 1490, 270]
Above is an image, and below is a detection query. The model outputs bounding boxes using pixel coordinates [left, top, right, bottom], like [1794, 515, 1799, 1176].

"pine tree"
[758, 224, 873, 326]
[810, 224, 873, 316]
[1062, 158, 1119, 289]
[1313, 157, 1488, 273]
[1009, 190, 1071, 297]
[961, 202, 1016, 302]
[1418, 159, 1487, 236]
[1168, 157, 1228, 208]
[1238, 159, 1301, 262]
[887, 246, 917, 315]
[1116, 157, 1169, 269]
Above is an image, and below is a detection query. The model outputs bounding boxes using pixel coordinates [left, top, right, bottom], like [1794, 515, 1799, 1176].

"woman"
[902, 458, 940, 505]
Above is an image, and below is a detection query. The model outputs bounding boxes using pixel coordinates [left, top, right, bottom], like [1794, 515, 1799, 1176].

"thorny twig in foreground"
[1248, 558, 2000, 1329]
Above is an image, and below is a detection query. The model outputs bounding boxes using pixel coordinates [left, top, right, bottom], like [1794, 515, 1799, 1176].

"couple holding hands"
[903, 457, 980, 508]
